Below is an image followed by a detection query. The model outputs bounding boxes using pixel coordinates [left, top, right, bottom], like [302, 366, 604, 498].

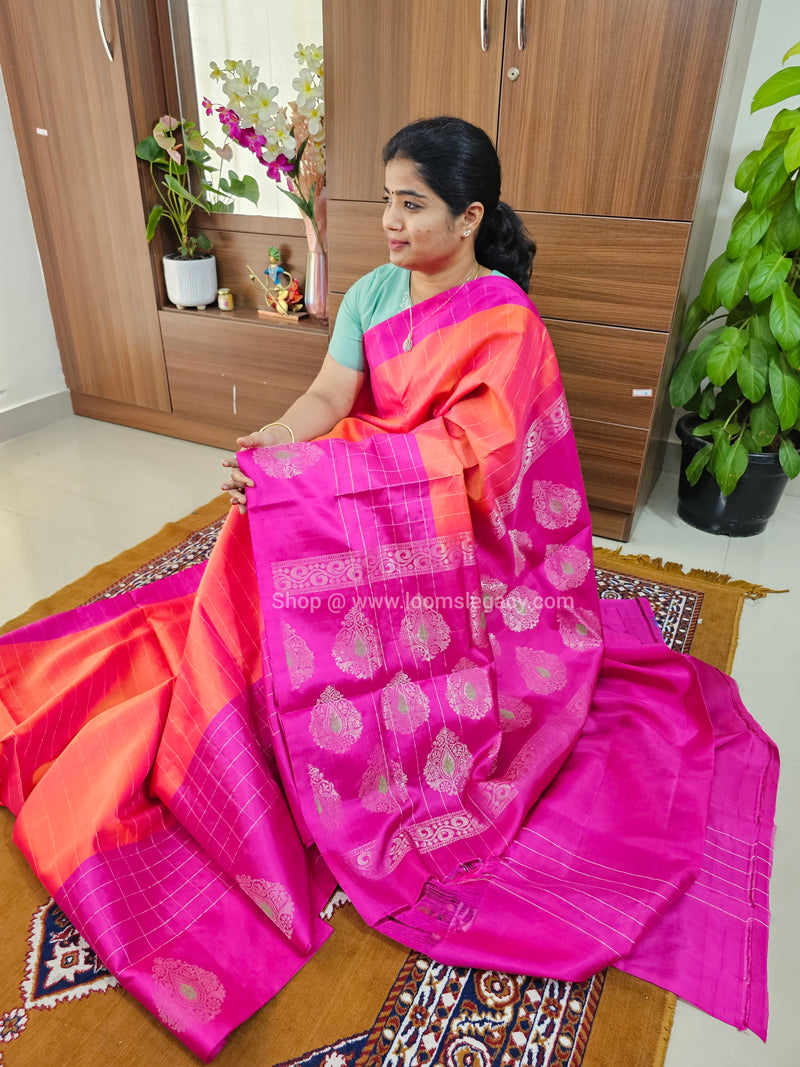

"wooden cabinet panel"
[545, 319, 666, 430]
[498, 0, 737, 219]
[185, 227, 312, 313]
[329, 202, 689, 332]
[324, 0, 506, 201]
[328, 202, 387, 293]
[161, 311, 327, 430]
[525, 214, 689, 331]
[0, 0, 170, 410]
[572, 419, 648, 513]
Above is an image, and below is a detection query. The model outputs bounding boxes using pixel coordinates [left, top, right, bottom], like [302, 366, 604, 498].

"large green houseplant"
[670, 41, 800, 500]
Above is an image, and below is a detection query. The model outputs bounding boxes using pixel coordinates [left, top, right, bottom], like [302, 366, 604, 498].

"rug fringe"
[592, 546, 788, 600]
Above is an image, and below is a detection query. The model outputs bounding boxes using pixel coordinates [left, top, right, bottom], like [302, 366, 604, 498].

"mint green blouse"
[329, 263, 504, 373]
[329, 264, 410, 372]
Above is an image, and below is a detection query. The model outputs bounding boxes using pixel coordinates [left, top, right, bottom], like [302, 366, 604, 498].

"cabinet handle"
[95, 0, 114, 62]
[480, 0, 489, 52]
[517, 0, 527, 51]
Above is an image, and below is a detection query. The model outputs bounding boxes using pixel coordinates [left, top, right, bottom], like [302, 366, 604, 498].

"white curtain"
[180, 0, 323, 218]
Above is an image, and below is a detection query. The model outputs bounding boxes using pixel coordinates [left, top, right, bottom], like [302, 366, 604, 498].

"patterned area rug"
[280, 957, 604, 1067]
[0, 498, 772, 1067]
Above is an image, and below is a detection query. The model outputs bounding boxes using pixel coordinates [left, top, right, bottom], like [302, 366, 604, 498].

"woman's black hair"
[382, 116, 536, 292]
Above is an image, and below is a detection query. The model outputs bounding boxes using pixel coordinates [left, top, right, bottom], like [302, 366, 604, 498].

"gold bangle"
[259, 421, 295, 442]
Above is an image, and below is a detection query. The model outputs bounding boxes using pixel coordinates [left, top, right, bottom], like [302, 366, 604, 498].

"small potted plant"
[135, 116, 259, 309]
[670, 40, 800, 535]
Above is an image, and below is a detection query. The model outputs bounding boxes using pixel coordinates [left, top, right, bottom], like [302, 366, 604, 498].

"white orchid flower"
[295, 43, 323, 75]
[268, 126, 297, 157]
[244, 83, 279, 127]
[292, 68, 318, 108]
[297, 96, 324, 137]
[223, 77, 250, 108]
[234, 59, 260, 87]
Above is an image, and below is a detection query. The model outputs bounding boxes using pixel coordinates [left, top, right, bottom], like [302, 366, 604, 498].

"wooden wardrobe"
[324, 0, 756, 539]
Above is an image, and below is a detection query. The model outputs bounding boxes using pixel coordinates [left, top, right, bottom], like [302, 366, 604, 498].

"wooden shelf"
[159, 304, 331, 337]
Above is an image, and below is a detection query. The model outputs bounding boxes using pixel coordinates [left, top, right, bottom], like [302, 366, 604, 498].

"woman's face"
[382, 157, 464, 275]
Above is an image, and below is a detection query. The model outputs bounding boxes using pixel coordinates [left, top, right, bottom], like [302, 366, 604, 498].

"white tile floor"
[0, 414, 797, 1065]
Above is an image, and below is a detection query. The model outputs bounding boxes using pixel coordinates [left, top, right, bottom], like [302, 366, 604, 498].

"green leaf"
[681, 295, 712, 342]
[770, 107, 800, 132]
[698, 253, 729, 314]
[761, 127, 792, 157]
[670, 334, 718, 407]
[779, 436, 800, 477]
[278, 187, 314, 220]
[734, 148, 761, 192]
[739, 427, 759, 453]
[718, 254, 756, 310]
[786, 123, 800, 172]
[195, 233, 212, 252]
[749, 146, 788, 211]
[684, 443, 713, 486]
[775, 193, 800, 249]
[726, 207, 773, 258]
[693, 418, 727, 437]
[135, 136, 166, 163]
[769, 350, 800, 429]
[698, 383, 717, 419]
[759, 220, 785, 254]
[748, 251, 792, 301]
[749, 311, 776, 343]
[706, 326, 746, 385]
[241, 174, 260, 204]
[185, 129, 205, 152]
[750, 395, 780, 446]
[769, 281, 800, 348]
[714, 438, 749, 495]
[785, 344, 800, 369]
[144, 204, 164, 242]
[737, 337, 769, 400]
[784, 42, 800, 63]
[163, 174, 209, 213]
[752, 66, 800, 112]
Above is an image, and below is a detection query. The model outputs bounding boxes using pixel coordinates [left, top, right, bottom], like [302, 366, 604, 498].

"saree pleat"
[0, 276, 777, 1057]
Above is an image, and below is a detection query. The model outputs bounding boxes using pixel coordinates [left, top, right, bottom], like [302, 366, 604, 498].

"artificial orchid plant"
[204, 45, 326, 252]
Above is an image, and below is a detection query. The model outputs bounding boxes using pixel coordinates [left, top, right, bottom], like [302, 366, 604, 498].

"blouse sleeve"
[328, 283, 366, 372]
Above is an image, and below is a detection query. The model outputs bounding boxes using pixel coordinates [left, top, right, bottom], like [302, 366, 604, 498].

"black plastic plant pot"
[675, 413, 789, 537]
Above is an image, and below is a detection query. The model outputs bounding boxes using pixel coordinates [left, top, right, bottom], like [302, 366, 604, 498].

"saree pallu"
[0, 277, 778, 1058]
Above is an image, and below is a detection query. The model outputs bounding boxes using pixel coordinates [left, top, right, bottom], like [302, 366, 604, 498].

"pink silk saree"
[0, 276, 778, 1059]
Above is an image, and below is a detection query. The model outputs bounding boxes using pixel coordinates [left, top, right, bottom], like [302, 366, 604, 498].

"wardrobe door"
[324, 0, 507, 202]
[497, 0, 738, 219]
[0, 0, 169, 409]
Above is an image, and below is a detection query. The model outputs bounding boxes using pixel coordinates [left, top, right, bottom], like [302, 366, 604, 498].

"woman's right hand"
[221, 427, 289, 513]
[221, 451, 254, 514]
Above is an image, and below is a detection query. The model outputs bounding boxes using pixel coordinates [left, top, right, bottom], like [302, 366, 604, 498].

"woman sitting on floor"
[0, 117, 777, 1061]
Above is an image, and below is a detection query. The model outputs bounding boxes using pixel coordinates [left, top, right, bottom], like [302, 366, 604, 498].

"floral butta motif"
[310, 685, 363, 752]
[380, 671, 431, 734]
[204, 47, 326, 252]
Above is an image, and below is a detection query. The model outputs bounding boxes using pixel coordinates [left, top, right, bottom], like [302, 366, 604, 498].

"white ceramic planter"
[162, 254, 218, 309]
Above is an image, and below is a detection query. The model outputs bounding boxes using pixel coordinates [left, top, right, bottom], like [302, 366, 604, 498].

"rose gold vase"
[302, 203, 328, 323]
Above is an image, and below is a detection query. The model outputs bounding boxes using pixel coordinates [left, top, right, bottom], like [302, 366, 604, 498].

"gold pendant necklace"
[403, 263, 481, 352]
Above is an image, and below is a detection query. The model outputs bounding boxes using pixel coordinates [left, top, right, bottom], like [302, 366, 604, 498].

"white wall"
[0, 71, 66, 427]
